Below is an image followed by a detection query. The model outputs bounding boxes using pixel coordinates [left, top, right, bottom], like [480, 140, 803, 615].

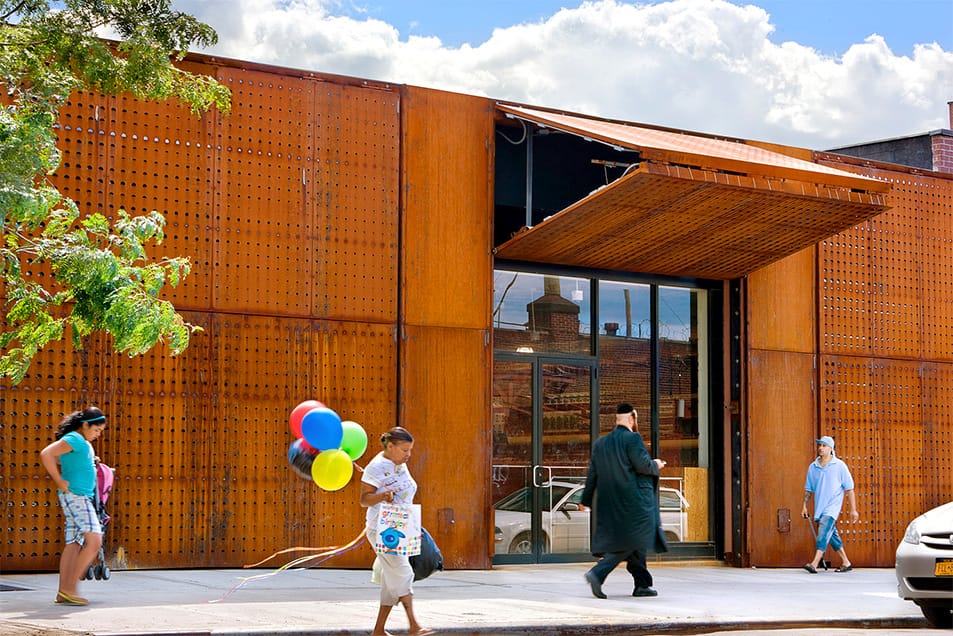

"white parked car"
[895, 501, 953, 629]
[494, 480, 689, 555]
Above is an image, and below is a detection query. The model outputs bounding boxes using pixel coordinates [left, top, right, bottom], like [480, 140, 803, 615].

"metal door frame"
[494, 354, 597, 565]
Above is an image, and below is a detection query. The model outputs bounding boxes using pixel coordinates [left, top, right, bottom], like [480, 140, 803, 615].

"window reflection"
[491, 270, 712, 547]
[493, 271, 591, 354]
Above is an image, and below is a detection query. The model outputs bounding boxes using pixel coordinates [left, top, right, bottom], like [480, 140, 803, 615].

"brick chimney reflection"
[526, 277, 580, 348]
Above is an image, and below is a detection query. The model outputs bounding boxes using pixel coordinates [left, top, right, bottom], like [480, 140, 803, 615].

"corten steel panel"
[306, 319, 398, 569]
[818, 222, 874, 356]
[53, 90, 111, 217]
[400, 87, 494, 328]
[817, 355, 875, 564]
[817, 159, 953, 362]
[495, 163, 889, 279]
[313, 83, 400, 323]
[746, 350, 815, 567]
[818, 356, 929, 565]
[208, 315, 396, 568]
[98, 89, 216, 310]
[498, 104, 892, 192]
[211, 68, 316, 316]
[93, 313, 214, 569]
[0, 337, 102, 571]
[399, 325, 492, 569]
[922, 363, 953, 507]
[866, 201, 922, 359]
[747, 246, 816, 354]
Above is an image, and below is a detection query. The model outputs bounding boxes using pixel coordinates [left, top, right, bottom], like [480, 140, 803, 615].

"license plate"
[935, 558, 953, 577]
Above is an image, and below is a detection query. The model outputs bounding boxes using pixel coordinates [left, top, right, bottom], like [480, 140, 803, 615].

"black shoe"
[633, 586, 658, 597]
[584, 571, 607, 599]
[802, 563, 817, 574]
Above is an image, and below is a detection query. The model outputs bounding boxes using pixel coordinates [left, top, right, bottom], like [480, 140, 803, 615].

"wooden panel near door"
[400, 325, 492, 569]
[399, 85, 494, 330]
[398, 85, 495, 568]
[746, 349, 816, 566]
[747, 246, 815, 354]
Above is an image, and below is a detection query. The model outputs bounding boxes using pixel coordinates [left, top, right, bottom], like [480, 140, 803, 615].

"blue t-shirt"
[59, 431, 96, 497]
[804, 455, 854, 520]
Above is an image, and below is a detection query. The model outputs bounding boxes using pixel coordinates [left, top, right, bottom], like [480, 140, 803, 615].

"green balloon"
[311, 449, 353, 491]
[340, 420, 368, 461]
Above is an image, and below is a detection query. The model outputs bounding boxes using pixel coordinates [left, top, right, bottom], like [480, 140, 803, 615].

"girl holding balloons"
[360, 427, 433, 636]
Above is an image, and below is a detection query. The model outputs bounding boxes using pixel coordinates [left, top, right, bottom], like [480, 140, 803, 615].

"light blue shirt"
[60, 431, 96, 497]
[804, 455, 854, 521]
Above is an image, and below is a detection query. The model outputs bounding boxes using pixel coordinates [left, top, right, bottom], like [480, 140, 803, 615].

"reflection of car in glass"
[493, 481, 690, 555]
[895, 501, 953, 629]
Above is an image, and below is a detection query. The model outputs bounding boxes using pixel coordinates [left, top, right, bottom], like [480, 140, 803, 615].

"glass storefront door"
[492, 358, 594, 563]
[492, 268, 717, 563]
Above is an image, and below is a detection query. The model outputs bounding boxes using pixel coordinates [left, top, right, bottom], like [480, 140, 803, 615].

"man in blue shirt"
[801, 435, 860, 573]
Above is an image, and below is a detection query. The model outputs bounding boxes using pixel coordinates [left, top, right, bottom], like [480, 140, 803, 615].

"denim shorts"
[57, 491, 102, 545]
[815, 514, 843, 552]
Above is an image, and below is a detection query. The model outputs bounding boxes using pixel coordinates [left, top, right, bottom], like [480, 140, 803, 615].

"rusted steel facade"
[2, 58, 494, 572]
[2, 52, 950, 572]
[744, 159, 953, 566]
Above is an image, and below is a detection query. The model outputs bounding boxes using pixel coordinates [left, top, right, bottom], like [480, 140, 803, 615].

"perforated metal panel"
[0, 338, 96, 571]
[1, 60, 405, 572]
[313, 84, 400, 322]
[213, 69, 316, 315]
[55, 88, 215, 307]
[815, 161, 953, 564]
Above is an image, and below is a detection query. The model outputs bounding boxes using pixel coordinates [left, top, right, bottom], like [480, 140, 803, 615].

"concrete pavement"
[0, 561, 932, 635]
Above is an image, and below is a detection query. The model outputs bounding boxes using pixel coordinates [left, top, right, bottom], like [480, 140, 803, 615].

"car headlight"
[494, 527, 503, 543]
[902, 519, 921, 545]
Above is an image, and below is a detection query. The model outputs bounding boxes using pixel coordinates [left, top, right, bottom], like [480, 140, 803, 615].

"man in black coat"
[580, 402, 668, 598]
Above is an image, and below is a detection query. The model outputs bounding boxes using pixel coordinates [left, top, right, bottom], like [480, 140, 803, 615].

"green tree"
[0, 0, 230, 383]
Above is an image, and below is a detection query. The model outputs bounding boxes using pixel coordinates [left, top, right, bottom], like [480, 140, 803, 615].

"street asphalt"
[0, 560, 939, 635]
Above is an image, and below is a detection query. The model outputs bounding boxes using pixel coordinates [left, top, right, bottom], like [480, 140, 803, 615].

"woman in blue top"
[39, 406, 108, 606]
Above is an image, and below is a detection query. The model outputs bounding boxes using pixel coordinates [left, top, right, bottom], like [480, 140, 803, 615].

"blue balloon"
[300, 407, 343, 451]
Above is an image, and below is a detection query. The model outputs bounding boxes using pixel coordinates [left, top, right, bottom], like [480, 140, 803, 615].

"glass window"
[597, 281, 651, 435]
[493, 270, 591, 355]
[658, 285, 710, 544]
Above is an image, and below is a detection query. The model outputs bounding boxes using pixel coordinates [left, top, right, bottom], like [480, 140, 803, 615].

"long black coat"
[580, 425, 668, 555]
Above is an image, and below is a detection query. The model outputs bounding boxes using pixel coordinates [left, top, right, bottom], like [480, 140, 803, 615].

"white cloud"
[172, 0, 953, 149]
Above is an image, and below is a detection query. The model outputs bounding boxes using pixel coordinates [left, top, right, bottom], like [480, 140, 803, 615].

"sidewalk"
[0, 562, 927, 635]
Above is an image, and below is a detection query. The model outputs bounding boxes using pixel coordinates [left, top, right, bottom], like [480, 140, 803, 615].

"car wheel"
[509, 532, 533, 554]
[919, 603, 953, 629]
[664, 531, 680, 543]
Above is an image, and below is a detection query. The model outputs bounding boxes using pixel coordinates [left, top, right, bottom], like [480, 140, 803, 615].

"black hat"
[616, 402, 634, 414]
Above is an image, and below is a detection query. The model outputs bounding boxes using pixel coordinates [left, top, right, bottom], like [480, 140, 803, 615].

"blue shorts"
[815, 514, 843, 552]
[57, 491, 102, 545]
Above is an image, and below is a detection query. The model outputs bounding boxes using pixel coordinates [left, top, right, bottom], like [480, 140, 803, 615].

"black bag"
[410, 527, 443, 581]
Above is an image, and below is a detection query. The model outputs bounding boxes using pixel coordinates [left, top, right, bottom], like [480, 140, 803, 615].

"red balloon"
[290, 400, 324, 438]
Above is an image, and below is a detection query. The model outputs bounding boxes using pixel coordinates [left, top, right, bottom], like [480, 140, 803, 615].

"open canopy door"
[494, 104, 890, 279]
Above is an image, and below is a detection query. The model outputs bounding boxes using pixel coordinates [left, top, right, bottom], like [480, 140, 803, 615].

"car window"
[494, 488, 532, 512]
[494, 484, 576, 512]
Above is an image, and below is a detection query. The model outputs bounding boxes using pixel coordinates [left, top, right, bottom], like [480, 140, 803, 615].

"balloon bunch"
[287, 400, 368, 491]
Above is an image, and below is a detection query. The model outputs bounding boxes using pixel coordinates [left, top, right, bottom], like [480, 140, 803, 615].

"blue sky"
[346, 0, 953, 56]
[173, 0, 953, 149]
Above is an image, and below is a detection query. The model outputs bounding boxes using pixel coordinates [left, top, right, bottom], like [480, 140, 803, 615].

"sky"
[166, 0, 952, 149]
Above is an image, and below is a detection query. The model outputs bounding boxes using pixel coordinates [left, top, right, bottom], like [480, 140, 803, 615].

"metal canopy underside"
[494, 104, 891, 280]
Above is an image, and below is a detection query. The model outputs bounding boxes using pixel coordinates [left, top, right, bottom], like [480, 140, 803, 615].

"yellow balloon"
[311, 449, 353, 491]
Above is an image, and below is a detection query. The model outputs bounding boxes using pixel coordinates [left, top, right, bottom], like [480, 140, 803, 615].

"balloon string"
[209, 529, 367, 603]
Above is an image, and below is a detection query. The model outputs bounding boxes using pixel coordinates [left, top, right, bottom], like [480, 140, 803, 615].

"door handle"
[532, 465, 552, 487]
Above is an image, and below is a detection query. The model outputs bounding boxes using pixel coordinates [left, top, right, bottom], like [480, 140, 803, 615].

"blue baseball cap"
[815, 435, 835, 449]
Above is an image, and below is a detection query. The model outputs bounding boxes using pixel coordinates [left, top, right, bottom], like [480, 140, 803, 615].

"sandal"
[836, 565, 853, 572]
[55, 591, 88, 605]
[802, 563, 817, 574]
